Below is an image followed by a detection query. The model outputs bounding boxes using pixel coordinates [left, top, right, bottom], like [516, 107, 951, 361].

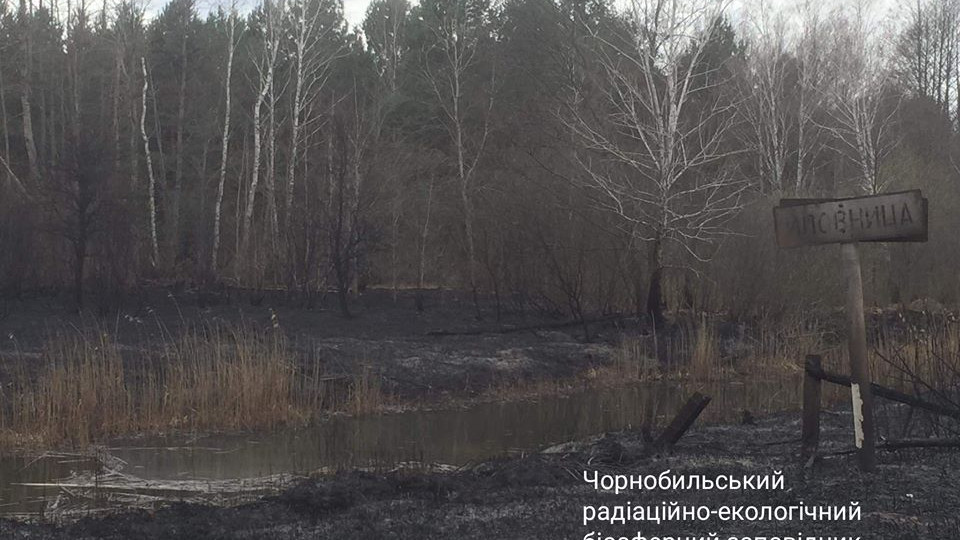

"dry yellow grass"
[348, 365, 383, 415]
[612, 313, 960, 425]
[0, 325, 385, 449]
[3, 312, 958, 450]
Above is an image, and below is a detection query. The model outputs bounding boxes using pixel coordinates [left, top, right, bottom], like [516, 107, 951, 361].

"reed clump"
[348, 365, 383, 415]
[0, 332, 134, 447]
[613, 311, 960, 427]
[615, 316, 829, 383]
[0, 325, 385, 449]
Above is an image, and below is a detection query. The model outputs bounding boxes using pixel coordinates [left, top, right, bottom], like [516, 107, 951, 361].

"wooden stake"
[654, 392, 711, 449]
[801, 355, 822, 461]
[841, 242, 875, 471]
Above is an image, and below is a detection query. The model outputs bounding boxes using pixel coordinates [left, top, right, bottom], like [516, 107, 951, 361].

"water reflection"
[0, 379, 799, 518]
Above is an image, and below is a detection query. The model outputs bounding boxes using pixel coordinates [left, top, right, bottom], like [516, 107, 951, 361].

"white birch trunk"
[286, 52, 304, 234]
[265, 69, 278, 247]
[240, 3, 280, 269]
[241, 83, 266, 268]
[285, 4, 307, 231]
[18, 2, 39, 181]
[212, 13, 237, 271]
[285, 0, 339, 238]
[141, 57, 161, 268]
[20, 77, 39, 182]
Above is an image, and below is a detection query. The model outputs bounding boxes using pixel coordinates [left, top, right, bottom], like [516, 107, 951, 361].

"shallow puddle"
[0, 378, 799, 518]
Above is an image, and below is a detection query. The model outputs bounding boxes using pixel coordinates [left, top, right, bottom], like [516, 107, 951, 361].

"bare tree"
[793, 0, 828, 193]
[738, 0, 792, 193]
[365, 0, 407, 91]
[17, 0, 39, 182]
[420, 0, 496, 316]
[240, 0, 283, 277]
[565, 0, 746, 325]
[43, 141, 108, 312]
[896, 0, 960, 119]
[821, 5, 900, 195]
[284, 0, 341, 237]
[737, 0, 828, 195]
[819, 4, 903, 304]
[212, 6, 241, 273]
[364, 0, 409, 302]
[140, 56, 160, 267]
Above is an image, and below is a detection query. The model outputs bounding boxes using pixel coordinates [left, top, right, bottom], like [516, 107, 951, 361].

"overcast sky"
[335, 0, 903, 32]
[187, 0, 902, 34]
[342, 0, 369, 27]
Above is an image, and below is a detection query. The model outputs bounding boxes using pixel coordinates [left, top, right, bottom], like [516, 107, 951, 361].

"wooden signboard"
[774, 190, 928, 248]
[774, 189, 929, 472]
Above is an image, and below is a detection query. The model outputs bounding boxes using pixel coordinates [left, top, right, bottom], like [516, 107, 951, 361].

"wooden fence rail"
[800, 353, 960, 460]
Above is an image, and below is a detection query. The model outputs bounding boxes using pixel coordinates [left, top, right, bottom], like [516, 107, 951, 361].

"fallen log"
[805, 364, 960, 421]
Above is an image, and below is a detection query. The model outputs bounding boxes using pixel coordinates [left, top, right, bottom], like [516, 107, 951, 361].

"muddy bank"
[2, 409, 958, 539]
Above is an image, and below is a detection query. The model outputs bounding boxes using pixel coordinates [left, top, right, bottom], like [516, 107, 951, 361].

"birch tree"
[140, 56, 161, 266]
[364, 0, 407, 92]
[211, 6, 241, 272]
[240, 0, 282, 275]
[284, 0, 342, 238]
[794, 1, 827, 193]
[419, 0, 496, 315]
[738, 1, 792, 193]
[565, 0, 745, 325]
[821, 5, 900, 195]
[16, 0, 39, 182]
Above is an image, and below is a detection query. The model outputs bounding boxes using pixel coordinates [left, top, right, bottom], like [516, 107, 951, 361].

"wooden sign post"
[774, 190, 928, 472]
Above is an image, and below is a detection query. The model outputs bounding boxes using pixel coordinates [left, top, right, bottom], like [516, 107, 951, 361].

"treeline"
[1, 0, 959, 320]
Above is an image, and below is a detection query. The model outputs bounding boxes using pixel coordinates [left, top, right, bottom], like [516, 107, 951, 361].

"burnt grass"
[2, 409, 959, 539]
[0, 287, 622, 401]
[0, 285, 941, 400]
[2, 287, 960, 538]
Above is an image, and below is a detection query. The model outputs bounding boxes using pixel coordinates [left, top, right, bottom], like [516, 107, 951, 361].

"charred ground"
[1, 409, 958, 539]
[0, 288, 958, 538]
[0, 287, 625, 401]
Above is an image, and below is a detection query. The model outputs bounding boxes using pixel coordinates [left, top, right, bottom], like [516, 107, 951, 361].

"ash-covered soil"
[2, 410, 958, 539]
[1, 286, 943, 400]
[0, 288, 621, 399]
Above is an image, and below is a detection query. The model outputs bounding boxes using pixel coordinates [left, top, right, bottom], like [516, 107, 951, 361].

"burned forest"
[1, 0, 960, 537]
